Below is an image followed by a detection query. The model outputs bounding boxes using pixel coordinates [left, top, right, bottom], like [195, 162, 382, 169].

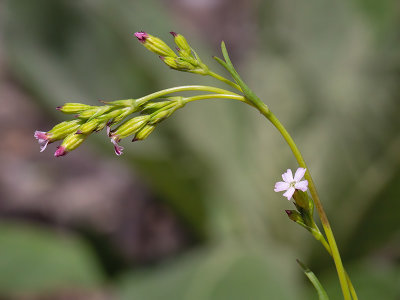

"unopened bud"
[56, 103, 92, 114]
[76, 106, 112, 119]
[134, 31, 177, 58]
[55, 132, 87, 157]
[48, 120, 84, 140]
[285, 210, 305, 225]
[293, 190, 313, 214]
[160, 56, 196, 71]
[133, 125, 156, 141]
[141, 101, 171, 113]
[77, 118, 101, 134]
[113, 115, 150, 138]
[149, 109, 174, 125]
[170, 32, 191, 57]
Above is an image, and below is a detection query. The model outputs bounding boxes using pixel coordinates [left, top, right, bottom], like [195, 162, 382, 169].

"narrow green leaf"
[297, 259, 329, 300]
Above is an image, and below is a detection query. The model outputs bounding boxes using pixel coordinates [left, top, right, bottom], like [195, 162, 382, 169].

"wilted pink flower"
[274, 168, 308, 200]
[34, 131, 51, 152]
[134, 31, 148, 43]
[110, 135, 124, 156]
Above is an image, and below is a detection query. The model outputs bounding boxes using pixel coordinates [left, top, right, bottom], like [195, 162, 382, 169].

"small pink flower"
[274, 168, 308, 200]
[34, 131, 50, 152]
[134, 31, 148, 43]
[54, 146, 67, 157]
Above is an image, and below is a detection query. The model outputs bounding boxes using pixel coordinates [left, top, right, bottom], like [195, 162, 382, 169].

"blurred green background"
[0, 0, 399, 299]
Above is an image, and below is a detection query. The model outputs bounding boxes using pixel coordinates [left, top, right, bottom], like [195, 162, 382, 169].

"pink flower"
[274, 168, 308, 200]
[134, 31, 148, 43]
[109, 135, 123, 156]
[34, 131, 50, 152]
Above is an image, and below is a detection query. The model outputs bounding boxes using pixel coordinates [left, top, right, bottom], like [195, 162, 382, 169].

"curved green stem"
[256, 104, 351, 300]
[136, 85, 242, 105]
[207, 70, 243, 91]
[184, 93, 246, 104]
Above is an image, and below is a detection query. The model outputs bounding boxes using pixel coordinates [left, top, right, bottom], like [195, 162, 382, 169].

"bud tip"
[134, 31, 148, 43]
[54, 146, 67, 157]
[56, 106, 62, 111]
[170, 31, 178, 37]
[285, 210, 292, 216]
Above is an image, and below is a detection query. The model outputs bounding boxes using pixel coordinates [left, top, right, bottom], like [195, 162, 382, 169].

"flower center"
[289, 181, 296, 188]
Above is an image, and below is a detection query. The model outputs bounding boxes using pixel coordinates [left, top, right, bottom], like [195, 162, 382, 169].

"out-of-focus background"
[0, 0, 399, 299]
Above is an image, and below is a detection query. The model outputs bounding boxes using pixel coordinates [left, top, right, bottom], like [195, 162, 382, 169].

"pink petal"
[295, 180, 308, 192]
[283, 187, 295, 200]
[274, 181, 290, 192]
[294, 168, 306, 182]
[282, 169, 293, 183]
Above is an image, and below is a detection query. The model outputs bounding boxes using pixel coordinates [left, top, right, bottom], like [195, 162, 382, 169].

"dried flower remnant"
[274, 168, 308, 200]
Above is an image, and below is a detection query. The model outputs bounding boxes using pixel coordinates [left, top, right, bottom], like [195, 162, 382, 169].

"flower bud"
[170, 32, 191, 57]
[55, 132, 87, 157]
[134, 31, 177, 58]
[141, 101, 171, 114]
[160, 56, 196, 71]
[113, 115, 150, 138]
[48, 119, 85, 140]
[56, 103, 92, 114]
[77, 118, 101, 134]
[293, 190, 313, 215]
[149, 109, 174, 125]
[76, 106, 112, 119]
[133, 125, 156, 142]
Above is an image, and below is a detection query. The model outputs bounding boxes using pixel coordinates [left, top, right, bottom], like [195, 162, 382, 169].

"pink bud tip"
[159, 56, 165, 61]
[76, 130, 83, 134]
[56, 106, 62, 110]
[54, 146, 67, 157]
[134, 31, 148, 43]
[285, 210, 292, 216]
[170, 31, 178, 37]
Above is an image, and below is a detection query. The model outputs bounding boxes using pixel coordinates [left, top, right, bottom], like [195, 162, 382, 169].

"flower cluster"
[34, 97, 186, 157]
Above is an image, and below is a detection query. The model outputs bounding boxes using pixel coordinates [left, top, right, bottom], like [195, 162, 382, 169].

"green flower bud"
[149, 109, 174, 125]
[77, 118, 101, 134]
[113, 115, 150, 138]
[48, 119, 84, 140]
[55, 132, 87, 157]
[293, 190, 314, 215]
[141, 101, 171, 114]
[56, 103, 92, 114]
[77, 106, 112, 119]
[133, 125, 156, 142]
[170, 32, 192, 57]
[134, 32, 177, 58]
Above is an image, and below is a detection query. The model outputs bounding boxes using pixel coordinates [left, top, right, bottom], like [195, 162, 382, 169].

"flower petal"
[282, 169, 293, 183]
[294, 168, 306, 182]
[274, 181, 290, 192]
[283, 187, 295, 200]
[111, 139, 124, 156]
[295, 180, 308, 192]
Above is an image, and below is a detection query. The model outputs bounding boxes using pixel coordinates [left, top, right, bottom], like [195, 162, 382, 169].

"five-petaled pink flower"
[274, 168, 308, 200]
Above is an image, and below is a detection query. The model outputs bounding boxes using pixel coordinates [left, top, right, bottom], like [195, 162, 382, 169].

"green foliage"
[0, 222, 104, 296]
[116, 246, 300, 300]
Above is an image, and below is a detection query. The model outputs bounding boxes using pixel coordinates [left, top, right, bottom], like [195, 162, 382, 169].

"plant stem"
[255, 104, 352, 300]
[207, 71, 243, 91]
[184, 94, 246, 104]
[135, 85, 242, 105]
[316, 234, 358, 300]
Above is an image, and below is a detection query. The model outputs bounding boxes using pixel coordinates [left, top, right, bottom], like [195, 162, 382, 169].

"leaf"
[297, 259, 329, 300]
[0, 222, 104, 296]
